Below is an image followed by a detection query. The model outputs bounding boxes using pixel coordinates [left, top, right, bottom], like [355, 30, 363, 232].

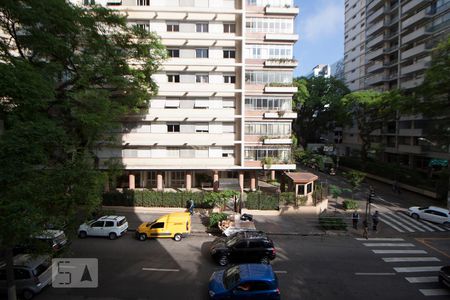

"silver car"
[0, 254, 52, 299]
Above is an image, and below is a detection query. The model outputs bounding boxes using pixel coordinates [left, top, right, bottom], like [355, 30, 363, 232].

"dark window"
[224, 75, 236, 84]
[91, 221, 104, 227]
[167, 22, 179, 32]
[196, 48, 209, 58]
[151, 222, 164, 229]
[196, 23, 209, 33]
[137, 0, 150, 5]
[234, 241, 247, 249]
[251, 281, 271, 291]
[307, 183, 312, 194]
[223, 49, 236, 59]
[249, 240, 264, 248]
[297, 184, 305, 195]
[33, 260, 51, 277]
[168, 49, 180, 58]
[14, 269, 30, 280]
[117, 218, 127, 226]
[105, 221, 114, 227]
[167, 123, 180, 133]
[223, 23, 236, 33]
[0, 269, 5, 280]
[168, 74, 180, 83]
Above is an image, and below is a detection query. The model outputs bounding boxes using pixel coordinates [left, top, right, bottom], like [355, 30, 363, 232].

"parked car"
[13, 230, 69, 256]
[210, 231, 276, 266]
[0, 254, 52, 300]
[208, 264, 280, 300]
[407, 206, 450, 225]
[439, 266, 450, 288]
[78, 215, 128, 240]
[135, 212, 191, 242]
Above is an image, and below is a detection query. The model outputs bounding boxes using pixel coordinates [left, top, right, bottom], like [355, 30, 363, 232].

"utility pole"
[366, 186, 375, 227]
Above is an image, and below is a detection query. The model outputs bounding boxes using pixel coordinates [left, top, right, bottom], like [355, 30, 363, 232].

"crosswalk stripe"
[405, 276, 439, 283]
[373, 250, 427, 254]
[376, 215, 405, 232]
[355, 238, 404, 241]
[394, 266, 442, 273]
[364, 243, 415, 247]
[382, 257, 440, 263]
[388, 213, 426, 232]
[419, 289, 450, 296]
[381, 213, 414, 232]
[421, 220, 447, 232]
[395, 212, 436, 231]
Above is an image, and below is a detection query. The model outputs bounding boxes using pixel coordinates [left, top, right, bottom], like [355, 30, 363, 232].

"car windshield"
[418, 207, 429, 210]
[225, 236, 240, 247]
[223, 265, 240, 289]
[117, 218, 127, 227]
[54, 233, 66, 244]
[32, 258, 51, 277]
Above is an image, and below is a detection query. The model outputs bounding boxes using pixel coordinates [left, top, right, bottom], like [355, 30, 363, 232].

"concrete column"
[142, 171, 148, 188]
[186, 172, 192, 191]
[271, 170, 276, 181]
[250, 171, 257, 191]
[129, 174, 135, 190]
[239, 171, 244, 192]
[104, 175, 110, 192]
[156, 171, 163, 191]
[213, 170, 219, 192]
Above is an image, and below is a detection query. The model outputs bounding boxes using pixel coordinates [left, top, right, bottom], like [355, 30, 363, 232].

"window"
[196, 74, 209, 83]
[165, 98, 180, 108]
[194, 98, 209, 108]
[151, 222, 164, 229]
[224, 75, 236, 84]
[307, 183, 313, 193]
[196, 48, 209, 58]
[137, 0, 150, 5]
[135, 23, 149, 31]
[245, 97, 291, 111]
[195, 123, 209, 133]
[167, 123, 180, 132]
[167, 74, 180, 83]
[222, 147, 234, 157]
[167, 22, 179, 32]
[171, 171, 185, 187]
[91, 221, 104, 227]
[223, 48, 236, 59]
[167, 48, 180, 58]
[105, 221, 114, 227]
[84, 0, 96, 5]
[245, 44, 293, 59]
[246, 18, 293, 33]
[298, 185, 305, 195]
[196, 23, 209, 33]
[223, 23, 236, 33]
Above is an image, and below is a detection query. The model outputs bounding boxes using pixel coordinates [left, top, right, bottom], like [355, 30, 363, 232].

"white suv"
[408, 206, 450, 226]
[78, 216, 128, 240]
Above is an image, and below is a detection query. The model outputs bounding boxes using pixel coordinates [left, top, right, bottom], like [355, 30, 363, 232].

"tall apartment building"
[306, 64, 331, 78]
[72, 0, 299, 190]
[342, 0, 450, 168]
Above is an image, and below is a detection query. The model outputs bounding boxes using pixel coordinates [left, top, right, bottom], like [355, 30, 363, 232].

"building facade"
[306, 64, 331, 78]
[72, 0, 299, 190]
[341, 0, 450, 169]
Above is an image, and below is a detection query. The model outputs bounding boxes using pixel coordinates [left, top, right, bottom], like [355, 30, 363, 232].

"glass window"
[196, 74, 209, 83]
[167, 123, 180, 132]
[307, 183, 313, 193]
[196, 23, 209, 32]
[104, 221, 114, 227]
[151, 222, 164, 229]
[223, 23, 236, 33]
[167, 22, 179, 32]
[167, 74, 180, 83]
[137, 0, 150, 5]
[223, 49, 236, 59]
[224, 75, 236, 84]
[196, 48, 209, 58]
[298, 185, 305, 195]
[91, 221, 104, 227]
[167, 48, 180, 58]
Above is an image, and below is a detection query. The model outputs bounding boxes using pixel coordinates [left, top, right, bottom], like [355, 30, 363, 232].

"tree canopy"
[0, 1, 165, 297]
[293, 76, 350, 147]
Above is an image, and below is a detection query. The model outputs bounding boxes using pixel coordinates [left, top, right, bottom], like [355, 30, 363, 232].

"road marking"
[377, 215, 405, 232]
[421, 220, 447, 232]
[395, 212, 435, 231]
[385, 213, 426, 232]
[419, 289, 450, 296]
[363, 243, 415, 247]
[382, 257, 440, 263]
[354, 273, 396, 276]
[381, 213, 414, 232]
[394, 266, 442, 273]
[356, 238, 404, 241]
[405, 276, 439, 283]
[416, 238, 450, 259]
[274, 271, 288, 274]
[373, 250, 427, 254]
[142, 268, 180, 272]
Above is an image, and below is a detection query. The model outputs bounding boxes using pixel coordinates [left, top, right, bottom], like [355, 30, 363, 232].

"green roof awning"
[428, 159, 448, 167]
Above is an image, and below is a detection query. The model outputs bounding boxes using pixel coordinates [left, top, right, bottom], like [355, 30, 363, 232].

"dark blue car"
[208, 264, 280, 300]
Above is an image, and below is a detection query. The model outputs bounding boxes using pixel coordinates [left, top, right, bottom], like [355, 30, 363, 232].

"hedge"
[342, 199, 359, 211]
[319, 216, 347, 230]
[245, 192, 279, 210]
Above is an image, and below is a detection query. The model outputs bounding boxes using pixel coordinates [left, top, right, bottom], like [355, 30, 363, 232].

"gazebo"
[282, 172, 319, 205]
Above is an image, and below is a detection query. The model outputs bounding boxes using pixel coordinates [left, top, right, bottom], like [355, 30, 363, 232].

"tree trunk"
[5, 247, 17, 300]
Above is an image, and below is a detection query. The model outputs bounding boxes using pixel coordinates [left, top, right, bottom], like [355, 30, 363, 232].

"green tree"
[0, 1, 166, 299]
[341, 90, 400, 160]
[293, 76, 350, 147]
[344, 170, 366, 200]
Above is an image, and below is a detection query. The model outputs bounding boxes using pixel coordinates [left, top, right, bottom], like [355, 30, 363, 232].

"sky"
[293, 0, 345, 77]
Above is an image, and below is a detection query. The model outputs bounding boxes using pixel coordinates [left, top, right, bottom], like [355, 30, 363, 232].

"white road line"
[405, 276, 439, 283]
[388, 213, 426, 232]
[373, 250, 427, 254]
[381, 213, 414, 232]
[355, 238, 404, 241]
[355, 273, 396, 276]
[419, 289, 450, 296]
[382, 257, 440, 263]
[421, 220, 447, 232]
[142, 268, 180, 272]
[395, 212, 435, 231]
[377, 215, 405, 232]
[394, 266, 442, 273]
[274, 271, 288, 274]
[363, 243, 415, 247]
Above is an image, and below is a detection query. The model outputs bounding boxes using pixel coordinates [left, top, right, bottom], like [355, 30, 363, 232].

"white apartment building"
[306, 64, 331, 78]
[72, 0, 299, 190]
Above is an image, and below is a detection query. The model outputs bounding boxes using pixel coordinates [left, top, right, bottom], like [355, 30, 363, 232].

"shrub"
[280, 192, 295, 205]
[297, 195, 308, 206]
[342, 199, 359, 211]
[319, 216, 347, 230]
[209, 212, 229, 229]
[245, 192, 278, 210]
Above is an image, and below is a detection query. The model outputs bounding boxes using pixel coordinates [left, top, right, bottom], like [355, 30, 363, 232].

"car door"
[89, 221, 105, 236]
[231, 240, 249, 263]
[248, 240, 265, 262]
[423, 210, 437, 223]
[149, 222, 165, 237]
[432, 211, 448, 224]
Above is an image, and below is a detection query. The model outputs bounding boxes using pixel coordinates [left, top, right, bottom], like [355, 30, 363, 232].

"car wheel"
[260, 256, 270, 264]
[79, 231, 87, 239]
[139, 233, 147, 241]
[109, 232, 117, 240]
[218, 255, 229, 266]
[173, 233, 182, 242]
[411, 213, 420, 220]
[22, 289, 34, 300]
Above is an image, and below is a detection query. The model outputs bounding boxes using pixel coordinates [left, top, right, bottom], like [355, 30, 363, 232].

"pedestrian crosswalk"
[379, 211, 450, 233]
[356, 238, 450, 297]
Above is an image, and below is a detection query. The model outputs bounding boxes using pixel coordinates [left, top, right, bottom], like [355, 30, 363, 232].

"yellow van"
[135, 212, 191, 242]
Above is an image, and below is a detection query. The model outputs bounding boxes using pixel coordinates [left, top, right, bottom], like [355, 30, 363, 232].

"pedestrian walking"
[352, 211, 360, 229]
[372, 211, 380, 231]
[362, 219, 369, 240]
[187, 199, 195, 215]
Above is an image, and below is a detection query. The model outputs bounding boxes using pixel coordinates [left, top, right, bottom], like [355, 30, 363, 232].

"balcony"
[401, 9, 430, 30]
[365, 73, 387, 86]
[263, 112, 297, 119]
[264, 59, 298, 68]
[265, 5, 299, 15]
[144, 108, 236, 122]
[367, 6, 386, 24]
[400, 76, 425, 89]
[398, 128, 423, 136]
[118, 157, 237, 169]
[264, 85, 297, 93]
[401, 43, 429, 60]
[263, 138, 292, 145]
[122, 133, 236, 146]
[366, 47, 384, 61]
[401, 27, 430, 44]
[367, 0, 384, 12]
[366, 19, 386, 37]
[398, 144, 422, 154]
[157, 83, 240, 97]
[400, 57, 431, 76]
[367, 33, 385, 49]
[263, 163, 296, 170]
[402, 0, 430, 15]
[367, 61, 385, 73]
[265, 33, 299, 42]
